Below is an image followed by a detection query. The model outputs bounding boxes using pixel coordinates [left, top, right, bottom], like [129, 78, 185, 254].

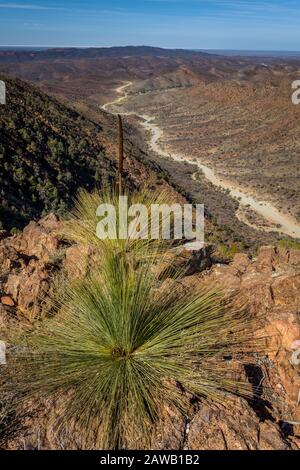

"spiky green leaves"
[2, 188, 258, 449]
[61, 187, 175, 263]
[5, 256, 254, 449]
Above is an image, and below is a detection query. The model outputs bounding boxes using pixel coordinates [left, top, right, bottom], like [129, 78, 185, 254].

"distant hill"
[0, 46, 213, 63]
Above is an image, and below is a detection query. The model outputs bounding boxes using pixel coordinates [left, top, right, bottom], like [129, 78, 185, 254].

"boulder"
[65, 245, 95, 279]
[0, 215, 63, 320]
[156, 244, 214, 279]
[0, 296, 14, 307]
[195, 246, 300, 424]
[186, 398, 296, 450]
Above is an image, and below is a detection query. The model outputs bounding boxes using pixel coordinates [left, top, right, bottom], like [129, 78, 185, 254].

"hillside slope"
[0, 75, 119, 230]
[0, 76, 166, 231]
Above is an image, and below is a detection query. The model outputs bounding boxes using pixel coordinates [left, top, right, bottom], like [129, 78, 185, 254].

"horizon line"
[1, 45, 300, 53]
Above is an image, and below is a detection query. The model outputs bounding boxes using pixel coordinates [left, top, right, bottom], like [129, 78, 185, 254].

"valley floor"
[102, 81, 300, 241]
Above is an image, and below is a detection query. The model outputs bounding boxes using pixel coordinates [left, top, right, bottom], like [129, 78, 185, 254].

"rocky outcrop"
[186, 398, 299, 451]
[1, 220, 300, 449]
[197, 246, 300, 427]
[0, 214, 63, 321]
[156, 244, 214, 279]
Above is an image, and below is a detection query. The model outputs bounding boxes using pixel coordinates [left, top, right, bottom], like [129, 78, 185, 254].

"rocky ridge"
[0, 216, 300, 449]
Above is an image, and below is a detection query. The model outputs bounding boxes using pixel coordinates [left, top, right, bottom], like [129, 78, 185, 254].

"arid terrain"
[1, 214, 300, 449]
[1, 46, 300, 451]
[109, 63, 300, 234]
[1, 46, 299, 250]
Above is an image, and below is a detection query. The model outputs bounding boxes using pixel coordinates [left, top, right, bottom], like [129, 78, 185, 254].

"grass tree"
[61, 186, 177, 265]
[3, 242, 256, 449]
[2, 185, 260, 449]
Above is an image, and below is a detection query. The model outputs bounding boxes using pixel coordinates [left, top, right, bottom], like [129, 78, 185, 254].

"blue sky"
[0, 0, 300, 50]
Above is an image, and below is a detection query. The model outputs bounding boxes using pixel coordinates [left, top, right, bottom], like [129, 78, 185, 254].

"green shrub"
[5, 254, 255, 449]
[277, 238, 300, 250]
[10, 227, 21, 236]
[3, 189, 258, 449]
[217, 243, 242, 260]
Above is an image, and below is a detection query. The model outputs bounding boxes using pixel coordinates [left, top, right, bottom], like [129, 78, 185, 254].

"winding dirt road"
[102, 82, 300, 239]
[102, 82, 133, 112]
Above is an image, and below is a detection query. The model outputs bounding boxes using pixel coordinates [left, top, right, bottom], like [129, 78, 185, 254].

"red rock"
[231, 252, 251, 273]
[0, 304, 8, 329]
[0, 215, 63, 320]
[255, 246, 277, 272]
[289, 249, 300, 267]
[1, 216, 300, 449]
[186, 398, 295, 450]
[65, 245, 93, 279]
[1, 296, 14, 307]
